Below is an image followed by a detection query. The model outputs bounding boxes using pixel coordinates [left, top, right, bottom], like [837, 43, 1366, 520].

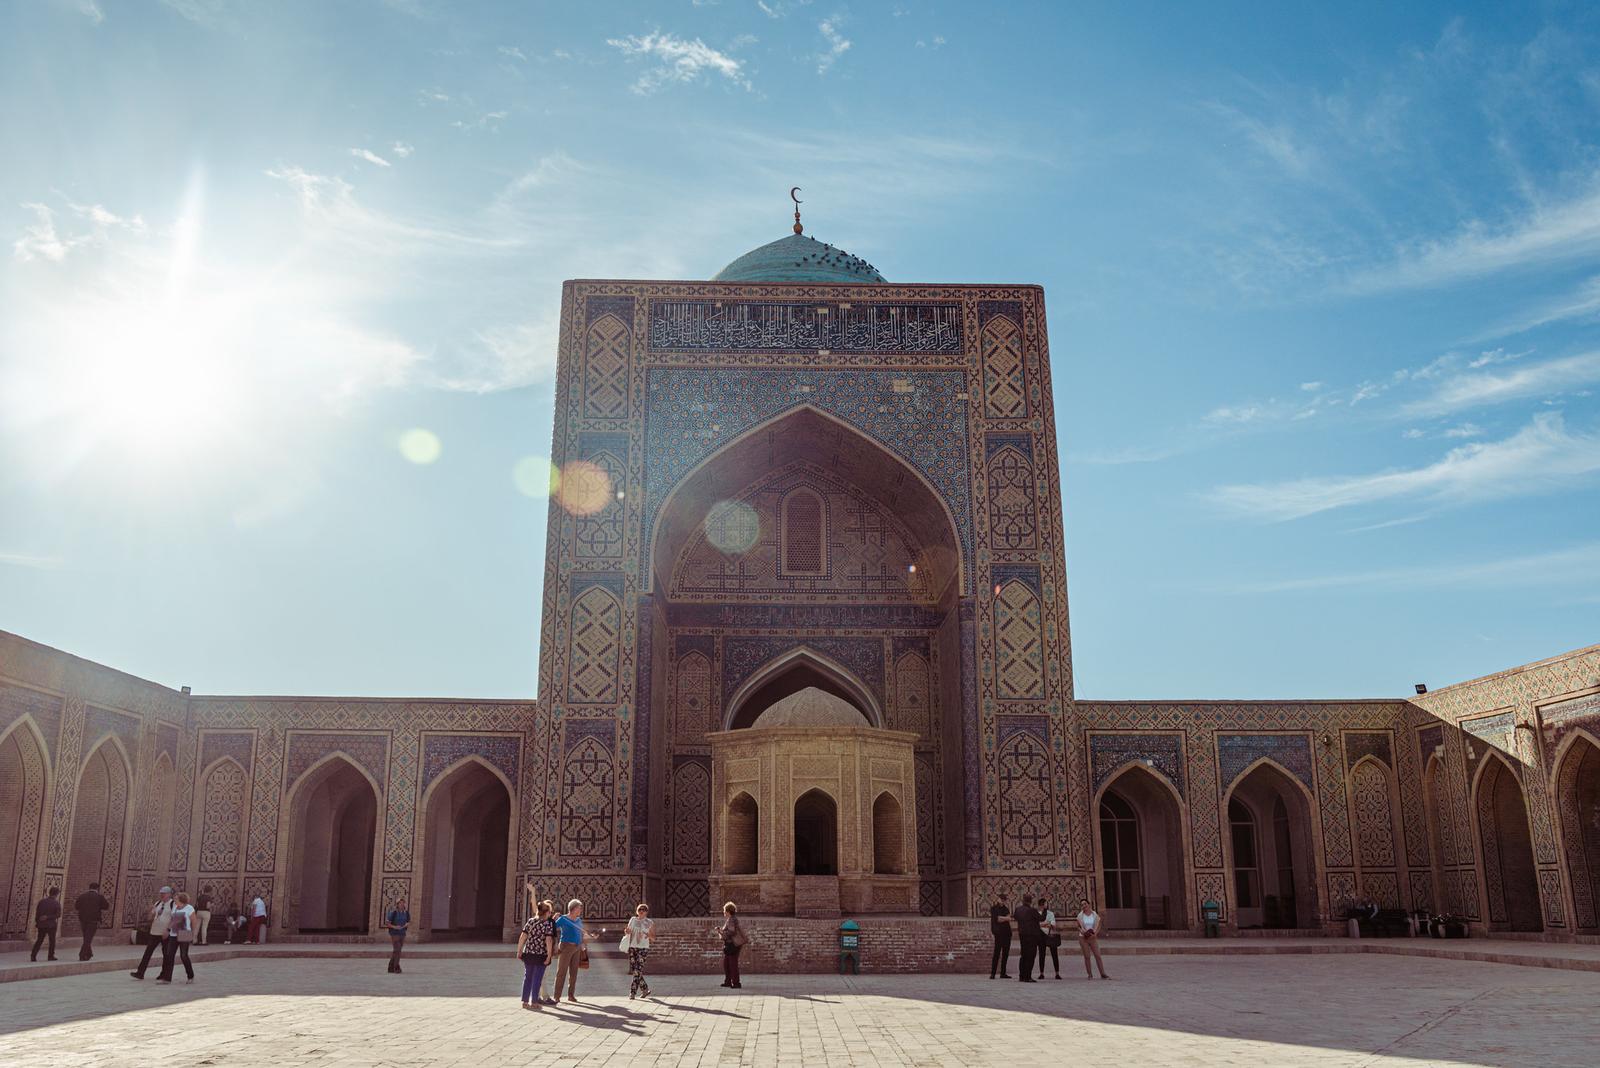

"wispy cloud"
[1475, 275, 1600, 341]
[498, 45, 528, 62]
[1348, 182, 1600, 293]
[12, 200, 145, 262]
[605, 32, 751, 94]
[160, 0, 226, 25]
[390, 141, 414, 158]
[349, 147, 391, 168]
[57, 0, 104, 24]
[1208, 412, 1600, 521]
[816, 17, 851, 74]
[1204, 101, 1318, 177]
[1216, 541, 1600, 594]
[0, 551, 65, 570]
[1403, 351, 1600, 416]
[452, 110, 508, 133]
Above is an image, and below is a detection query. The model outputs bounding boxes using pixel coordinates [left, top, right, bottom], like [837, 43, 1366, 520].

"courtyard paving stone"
[2, 949, 1597, 1066]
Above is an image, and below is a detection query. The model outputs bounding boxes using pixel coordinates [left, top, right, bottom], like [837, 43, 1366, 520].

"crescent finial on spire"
[790, 186, 803, 234]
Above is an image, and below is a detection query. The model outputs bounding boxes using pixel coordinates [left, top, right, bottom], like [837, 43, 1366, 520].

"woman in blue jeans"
[517, 900, 556, 1007]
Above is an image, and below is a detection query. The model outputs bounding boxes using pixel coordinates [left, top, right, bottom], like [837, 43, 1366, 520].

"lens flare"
[397, 428, 441, 464]
[704, 499, 759, 554]
[557, 459, 612, 516]
[512, 456, 559, 498]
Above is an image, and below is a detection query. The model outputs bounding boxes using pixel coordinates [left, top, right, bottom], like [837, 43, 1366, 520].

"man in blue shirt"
[551, 898, 596, 1001]
[385, 899, 411, 974]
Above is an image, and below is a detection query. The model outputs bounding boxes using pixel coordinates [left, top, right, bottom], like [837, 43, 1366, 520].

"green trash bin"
[1202, 899, 1221, 937]
[838, 919, 861, 974]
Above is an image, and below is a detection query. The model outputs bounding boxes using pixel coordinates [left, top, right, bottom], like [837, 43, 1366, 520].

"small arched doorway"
[1556, 736, 1600, 932]
[1225, 762, 1315, 929]
[727, 793, 758, 875]
[1474, 754, 1542, 932]
[873, 792, 904, 875]
[287, 757, 378, 934]
[420, 760, 511, 940]
[1421, 754, 1451, 912]
[65, 739, 131, 935]
[794, 789, 838, 876]
[1098, 765, 1187, 930]
[0, 721, 49, 940]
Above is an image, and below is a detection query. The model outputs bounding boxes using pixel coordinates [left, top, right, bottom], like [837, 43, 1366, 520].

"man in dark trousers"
[988, 892, 1012, 979]
[31, 887, 62, 961]
[1012, 894, 1042, 983]
[74, 882, 110, 960]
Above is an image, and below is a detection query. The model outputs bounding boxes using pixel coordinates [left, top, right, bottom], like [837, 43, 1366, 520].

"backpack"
[170, 908, 189, 933]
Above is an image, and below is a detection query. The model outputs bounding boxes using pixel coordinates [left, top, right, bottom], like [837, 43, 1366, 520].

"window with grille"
[780, 489, 825, 575]
[1230, 797, 1260, 908]
[1099, 791, 1141, 909]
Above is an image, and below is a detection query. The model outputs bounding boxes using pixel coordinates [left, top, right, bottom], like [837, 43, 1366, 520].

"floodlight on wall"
[1414, 683, 1428, 695]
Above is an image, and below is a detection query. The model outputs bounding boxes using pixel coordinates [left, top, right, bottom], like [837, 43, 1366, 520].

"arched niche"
[726, 792, 758, 876]
[0, 719, 51, 940]
[284, 755, 379, 934]
[794, 789, 839, 877]
[65, 737, 133, 932]
[873, 792, 905, 875]
[1223, 760, 1318, 930]
[1472, 752, 1542, 932]
[418, 757, 514, 940]
[724, 648, 881, 731]
[1095, 763, 1189, 930]
[1554, 732, 1600, 932]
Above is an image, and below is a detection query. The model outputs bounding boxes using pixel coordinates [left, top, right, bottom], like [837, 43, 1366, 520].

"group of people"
[30, 882, 272, 971]
[988, 894, 1111, 982]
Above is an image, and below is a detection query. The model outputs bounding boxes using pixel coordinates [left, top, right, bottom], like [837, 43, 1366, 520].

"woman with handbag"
[716, 901, 745, 988]
[516, 900, 556, 1007]
[624, 903, 654, 999]
[1037, 898, 1062, 979]
[160, 892, 196, 984]
[1076, 898, 1111, 980]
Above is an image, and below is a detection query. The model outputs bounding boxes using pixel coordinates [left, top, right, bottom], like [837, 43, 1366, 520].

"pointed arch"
[778, 485, 827, 576]
[1347, 755, 1403, 905]
[194, 755, 248, 878]
[648, 403, 964, 597]
[1420, 752, 1453, 913]
[416, 754, 514, 938]
[725, 791, 758, 876]
[281, 752, 381, 934]
[674, 650, 714, 740]
[892, 649, 933, 738]
[1221, 757, 1321, 929]
[1469, 749, 1543, 932]
[1092, 761, 1191, 930]
[558, 736, 615, 858]
[793, 787, 838, 876]
[143, 750, 177, 878]
[872, 791, 906, 875]
[1552, 728, 1600, 932]
[0, 716, 52, 940]
[65, 735, 133, 928]
[724, 646, 882, 730]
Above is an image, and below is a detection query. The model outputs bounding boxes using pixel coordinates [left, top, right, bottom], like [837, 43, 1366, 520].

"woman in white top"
[625, 903, 654, 999]
[1037, 899, 1062, 979]
[1076, 899, 1110, 979]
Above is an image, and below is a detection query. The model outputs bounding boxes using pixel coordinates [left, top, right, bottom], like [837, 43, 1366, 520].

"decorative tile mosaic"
[1088, 733, 1185, 798]
[1217, 733, 1314, 793]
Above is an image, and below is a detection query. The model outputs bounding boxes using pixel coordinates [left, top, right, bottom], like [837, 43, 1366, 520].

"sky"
[1, 1, 1597, 701]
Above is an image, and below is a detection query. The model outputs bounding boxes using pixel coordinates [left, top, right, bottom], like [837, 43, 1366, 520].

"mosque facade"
[2, 223, 1599, 951]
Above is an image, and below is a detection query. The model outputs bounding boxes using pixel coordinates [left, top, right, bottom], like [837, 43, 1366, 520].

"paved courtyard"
[1, 950, 1595, 1067]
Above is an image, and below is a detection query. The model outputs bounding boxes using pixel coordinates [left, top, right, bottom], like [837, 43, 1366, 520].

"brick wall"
[639, 916, 995, 974]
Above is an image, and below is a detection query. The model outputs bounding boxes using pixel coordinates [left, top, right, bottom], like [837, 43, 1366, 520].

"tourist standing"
[223, 902, 243, 943]
[1013, 894, 1042, 983]
[516, 900, 556, 1007]
[159, 892, 196, 984]
[988, 893, 1011, 979]
[625, 903, 654, 999]
[716, 901, 745, 988]
[1037, 898, 1062, 979]
[194, 885, 213, 945]
[1076, 899, 1110, 979]
[551, 898, 596, 1002]
[130, 886, 175, 980]
[247, 894, 267, 944]
[74, 882, 109, 960]
[30, 886, 61, 962]
[385, 899, 411, 974]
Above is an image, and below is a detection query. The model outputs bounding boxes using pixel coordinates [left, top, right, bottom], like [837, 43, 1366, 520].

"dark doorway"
[794, 789, 838, 875]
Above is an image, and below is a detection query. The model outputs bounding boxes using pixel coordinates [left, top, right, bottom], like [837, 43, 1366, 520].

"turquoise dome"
[712, 233, 886, 284]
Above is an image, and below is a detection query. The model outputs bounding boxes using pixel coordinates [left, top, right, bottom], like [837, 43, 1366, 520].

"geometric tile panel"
[1089, 733, 1185, 797]
[1218, 733, 1313, 793]
[284, 732, 389, 790]
[1343, 731, 1393, 770]
[420, 734, 520, 792]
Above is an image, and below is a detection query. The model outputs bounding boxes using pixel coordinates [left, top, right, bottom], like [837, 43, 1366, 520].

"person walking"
[246, 894, 267, 944]
[716, 901, 745, 989]
[223, 902, 243, 944]
[988, 892, 1012, 979]
[1037, 898, 1062, 979]
[1012, 894, 1042, 983]
[130, 887, 176, 980]
[158, 892, 196, 984]
[73, 882, 109, 960]
[625, 903, 654, 1000]
[1076, 899, 1110, 980]
[516, 900, 556, 1007]
[385, 899, 411, 974]
[193, 885, 213, 945]
[30, 887, 62, 962]
[551, 898, 597, 1003]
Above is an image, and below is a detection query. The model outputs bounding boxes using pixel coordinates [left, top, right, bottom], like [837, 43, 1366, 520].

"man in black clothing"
[31, 887, 62, 961]
[74, 882, 110, 960]
[1012, 894, 1042, 982]
[988, 893, 1012, 979]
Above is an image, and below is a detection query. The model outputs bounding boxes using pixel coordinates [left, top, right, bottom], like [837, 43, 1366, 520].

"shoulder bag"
[578, 944, 590, 969]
